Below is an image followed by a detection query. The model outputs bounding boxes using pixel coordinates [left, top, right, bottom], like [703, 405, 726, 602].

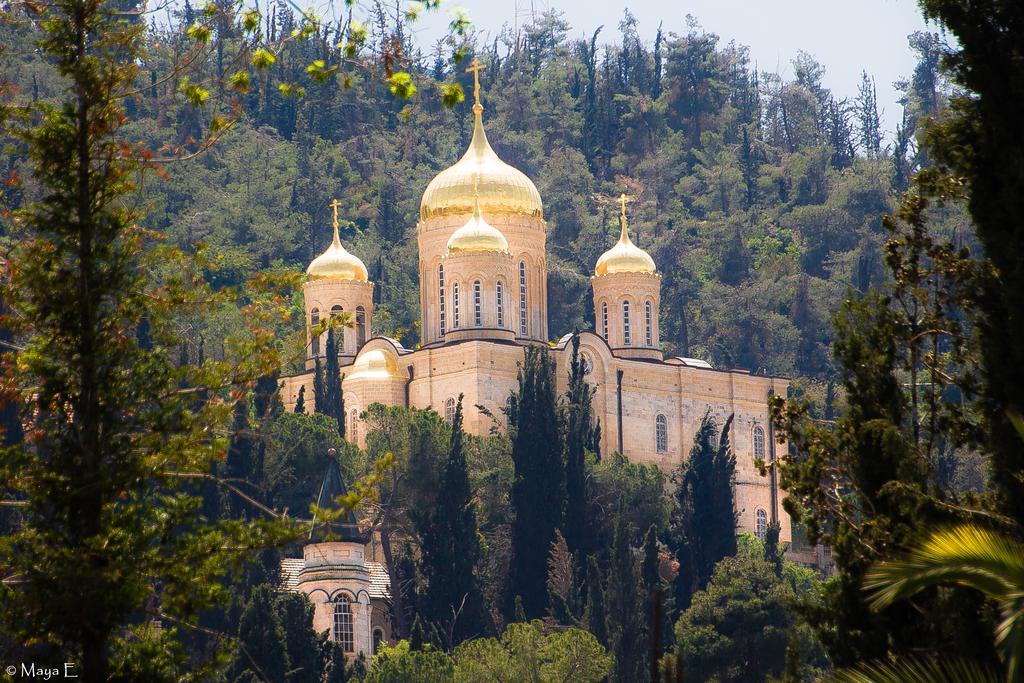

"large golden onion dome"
[348, 348, 400, 380]
[307, 219, 368, 282]
[594, 195, 657, 276]
[420, 103, 543, 220]
[446, 183, 510, 255]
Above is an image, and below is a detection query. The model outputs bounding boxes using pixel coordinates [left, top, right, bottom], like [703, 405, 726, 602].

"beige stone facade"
[284, 95, 793, 592]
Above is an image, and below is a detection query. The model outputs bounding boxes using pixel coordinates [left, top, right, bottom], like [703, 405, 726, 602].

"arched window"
[622, 300, 632, 346]
[350, 409, 359, 442]
[310, 308, 320, 357]
[444, 397, 456, 423]
[496, 281, 504, 328]
[331, 305, 344, 350]
[519, 262, 528, 336]
[356, 306, 366, 348]
[601, 302, 609, 341]
[753, 425, 765, 460]
[373, 628, 384, 654]
[645, 300, 653, 347]
[473, 280, 482, 327]
[333, 597, 354, 652]
[452, 282, 460, 329]
[438, 265, 446, 337]
[656, 414, 668, 453]
[756, 509, 768, 541]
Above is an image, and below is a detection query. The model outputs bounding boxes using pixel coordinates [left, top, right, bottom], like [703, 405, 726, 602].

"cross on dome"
[330, 198, 342, 230]
[465, 57, 486, 107]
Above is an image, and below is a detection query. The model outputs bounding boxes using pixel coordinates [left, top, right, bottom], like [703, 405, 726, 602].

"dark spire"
[309, 448, 367, 543]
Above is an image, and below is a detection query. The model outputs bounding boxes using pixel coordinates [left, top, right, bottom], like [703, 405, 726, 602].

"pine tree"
[230, 584, 291, 683]
[506, 345, 564, 620]
[563, 331, 597, 557]
[294, 384, 306, 414]
[915, 0, 1024, 531]
[670, 413, 737, 611]
[855, 71, 882, 158]
[414, 394, 487, 647]
[583, 555, 608, 648]
[607, 516, 646, 683]
[739, 125, 758, 209]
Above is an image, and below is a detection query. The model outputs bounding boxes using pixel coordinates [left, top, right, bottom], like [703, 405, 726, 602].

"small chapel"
[280, 61, 792, 660]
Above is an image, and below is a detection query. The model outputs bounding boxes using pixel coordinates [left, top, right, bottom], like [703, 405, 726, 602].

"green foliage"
[413, 395, 488, 646]
[230, 585, 290, 682]
[863, 525, 1024, 681]
[671, 413, 737, 610]
[506, 346, 564, 620]
[362, 640, 454, 683]
[675, 536, 826, 682]
[453, 621, 613, 683]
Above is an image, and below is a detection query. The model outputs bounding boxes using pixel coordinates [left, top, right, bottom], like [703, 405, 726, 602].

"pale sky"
[408, 0, 939, 139]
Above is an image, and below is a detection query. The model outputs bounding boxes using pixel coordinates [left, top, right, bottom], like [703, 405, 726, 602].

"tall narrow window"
[496, 281, 504, 328]
[331, 304, 344, 350]
[444, 397, 456, 423]
[519, 262, 528, 336]
[310, 308, 320, 356]
[622, 300, 632, 346]
[438, 265, 446, 337]
[656, 414, 668, 453]
[755, 509, 768, 540]
[350, 409, 359, 442]
[601, 302, 609, 340]
[373, 629, 384, 654]
[333, 597, 354, 652]
[453, 282, 460, 329]
[753, 425, 765, 460]
[645, 301, 653, 347]
[356, 306, 366, 348]
[473, 280, 482, 327]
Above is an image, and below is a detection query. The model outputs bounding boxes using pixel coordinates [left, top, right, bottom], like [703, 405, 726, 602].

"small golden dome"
[446, 187, 509, 255]
[347, 348, 400, 380]
[420, 104, 543, 220]
[307, 222, 368, 282]
[594, 199, 657, 276]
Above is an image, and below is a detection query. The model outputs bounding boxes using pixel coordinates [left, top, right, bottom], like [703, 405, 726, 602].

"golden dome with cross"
[594, 194, 657, 276]
[307, 200, 369, 282]
[420, 58, 543, 221]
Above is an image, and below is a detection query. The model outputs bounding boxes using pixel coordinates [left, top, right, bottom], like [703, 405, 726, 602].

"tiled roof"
[366, 561, 391, 599]
[280, 557, 304, 591]
[278, 557, 391, 600]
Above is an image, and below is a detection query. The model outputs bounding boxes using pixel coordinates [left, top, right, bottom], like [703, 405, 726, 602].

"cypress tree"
[584, 555, 608, 648]
[563, 331, 597, 557]
[670, 413, 737, 611]
[230, 584, 290, 683]
[294, 384, 306, 414]
[506, 345, 564, 620]
[274, 592, 323, 683]
[324, 327, 345, 438]
[313, 356, 326, 416]
[415, 394, 487, 646]
[607, 516, 646, 683]
[223, 398, 258, 520]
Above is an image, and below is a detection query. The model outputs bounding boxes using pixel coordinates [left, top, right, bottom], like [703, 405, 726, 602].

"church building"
[279, 63, 791, 659]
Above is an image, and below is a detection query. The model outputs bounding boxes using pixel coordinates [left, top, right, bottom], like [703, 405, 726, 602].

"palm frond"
[864, 525, 1024, 610]
[829, 657, 1001, 683]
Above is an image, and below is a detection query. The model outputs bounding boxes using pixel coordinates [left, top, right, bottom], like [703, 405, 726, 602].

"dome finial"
[329, 198, 342, 246]
[618, 193, 632, 244]
[465, 56, 486, 109]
